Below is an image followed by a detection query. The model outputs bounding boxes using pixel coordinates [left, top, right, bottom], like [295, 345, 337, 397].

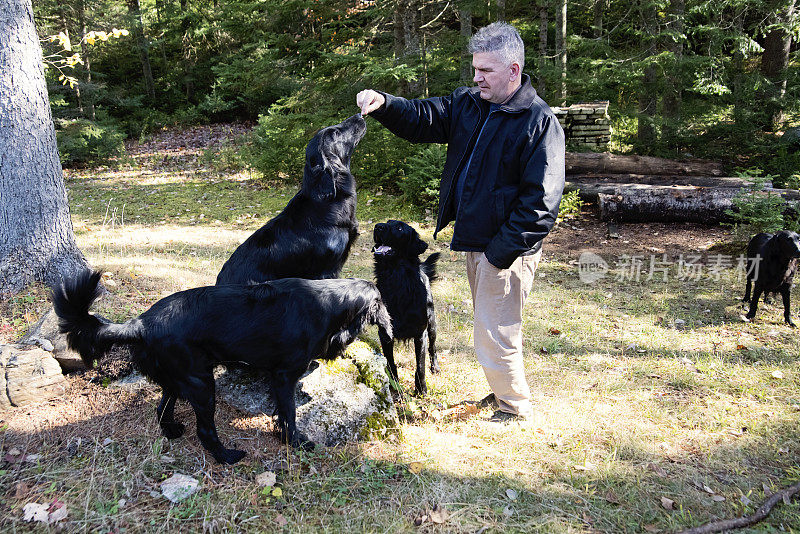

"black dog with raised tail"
[53, 270, 391, 464]
[373, 220, 440, 395]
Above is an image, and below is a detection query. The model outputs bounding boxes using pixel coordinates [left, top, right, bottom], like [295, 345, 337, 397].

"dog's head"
[373, 220, 428, 258]
[302, 114, 367, 202]
[773, 230, 800, 258]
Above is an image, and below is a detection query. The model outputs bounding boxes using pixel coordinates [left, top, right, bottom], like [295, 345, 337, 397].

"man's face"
[472, 51, 519, 104]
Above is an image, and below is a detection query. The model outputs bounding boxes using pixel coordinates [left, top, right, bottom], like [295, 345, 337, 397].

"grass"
[1, 141, 800, 532]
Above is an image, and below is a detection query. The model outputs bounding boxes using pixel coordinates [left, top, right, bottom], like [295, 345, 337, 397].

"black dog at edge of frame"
[216, 114, 366, 285]
[373, 220, 440, 396]
[53, 270, 392, 465]
[742, 230, 800, 327]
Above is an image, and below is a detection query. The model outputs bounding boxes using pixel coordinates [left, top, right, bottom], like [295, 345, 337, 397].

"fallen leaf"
[573, 460, 596, 471]
[47, 500, 68, 523]
[14, 481, 29, 499]
[505, 489, 518, 501]
[502, 505, 514, 517]
[429, 504, 448, 524]
[275, 513, 288, 526]
[256, 471, 277, 487]
[23, 503, 50, 523]
[160, 473, 200, 503]
[661, 496, 676, 510]
[711, 495, 726, 502]
[763, 483, 773, 497]
[644, 525, 660, 533]
[271, 487, 283, 498]
[604, 489, 621, 504]
[740, 494, 752, 507]
[549, 328, 561, 335]
[736, 344, 747, 350]
[408, 462, 423, 474]
[702, 484, 715, 494]
[771, 370, 785, 380]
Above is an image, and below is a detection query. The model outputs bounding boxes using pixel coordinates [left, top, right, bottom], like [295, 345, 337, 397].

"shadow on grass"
[1, 382, 798, 532]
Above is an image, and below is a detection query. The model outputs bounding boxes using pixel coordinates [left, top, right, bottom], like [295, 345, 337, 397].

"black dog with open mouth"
[743, 230, 800, 326]
[216, 114, 366, 285]
[373, 220, 440, 395]
[53, 270, 391, 464]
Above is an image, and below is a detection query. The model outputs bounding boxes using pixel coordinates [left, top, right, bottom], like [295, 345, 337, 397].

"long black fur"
[53, 270, 392, 464]
[743, 230, 800, 326]
[373, 220, 440, 396]
[216, 114, 366, 285]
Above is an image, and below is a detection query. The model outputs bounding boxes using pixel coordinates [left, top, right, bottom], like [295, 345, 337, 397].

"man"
[357, 22, 565, 421]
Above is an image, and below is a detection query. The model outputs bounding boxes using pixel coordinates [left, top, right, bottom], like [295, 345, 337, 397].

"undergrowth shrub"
[725, 172, 800, 242]
[56, 118, 125, 166]
[558, 189, 584, 220]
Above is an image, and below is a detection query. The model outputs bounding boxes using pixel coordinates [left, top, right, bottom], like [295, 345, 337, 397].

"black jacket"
[371, 74, 565, 269]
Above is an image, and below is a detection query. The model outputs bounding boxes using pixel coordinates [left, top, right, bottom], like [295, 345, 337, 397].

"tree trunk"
[0, 0, 87, 294]
[399, 0, 422, 96]
[459, 6, 472, 84]
[538, 0, 548, 95]
[77, 0, 95, 121]
[759, 0, 796, 130]
[127, 0, 156, 101]
[495, 0, 506, 21]
[732, 12, 747, 127]
[593, 0, 605, 38]
[637, 0, 658, 147]
[555, 0, 566, 104]
[565, 152, 725, 176]
[662, 0, 684, 144]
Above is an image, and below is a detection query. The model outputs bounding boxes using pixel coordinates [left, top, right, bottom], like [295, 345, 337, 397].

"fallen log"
[566, 174, 757, 188]
[566, 152, 725, 176]
[596, 185, 739, 224]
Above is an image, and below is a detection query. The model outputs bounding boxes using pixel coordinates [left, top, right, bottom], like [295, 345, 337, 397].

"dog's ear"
[413, 237, 428, 255]
[302, 163, 336, 202]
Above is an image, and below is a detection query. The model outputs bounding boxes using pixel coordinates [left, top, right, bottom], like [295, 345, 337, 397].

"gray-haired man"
[357, 22, 565, 420]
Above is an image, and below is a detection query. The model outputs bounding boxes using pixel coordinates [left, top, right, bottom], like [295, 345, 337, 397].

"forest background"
[35, 0, 799, 200]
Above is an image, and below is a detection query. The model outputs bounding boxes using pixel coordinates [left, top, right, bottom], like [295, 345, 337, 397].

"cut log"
[596, 185, 739, 224]
[566, 152, 725, 176]
[567, 174, 758, 188]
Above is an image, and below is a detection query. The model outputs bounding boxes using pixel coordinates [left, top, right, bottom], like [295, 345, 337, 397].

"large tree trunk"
[458, 6, 472, 83]
[127, 0, 156, 101]
[597, 186, 740, 224]
[0, 0, 87, 294]
[759, 0, 796, 130]
[555, 0, 566, 104]
[538, 0, 548, 95]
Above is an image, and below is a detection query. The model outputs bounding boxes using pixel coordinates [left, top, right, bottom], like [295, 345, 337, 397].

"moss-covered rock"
[215, 341, 398, 445]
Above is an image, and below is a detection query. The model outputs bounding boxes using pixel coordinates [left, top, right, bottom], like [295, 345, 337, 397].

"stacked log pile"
[564, 152, 799, 224]
[553, 102, 612, 149]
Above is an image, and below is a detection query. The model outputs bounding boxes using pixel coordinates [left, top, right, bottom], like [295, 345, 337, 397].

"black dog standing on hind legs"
[216, 114, 366, 285]
[53, 270, 392, 464]
[373, 220, 440, 396]
[743, 230, 800, 327]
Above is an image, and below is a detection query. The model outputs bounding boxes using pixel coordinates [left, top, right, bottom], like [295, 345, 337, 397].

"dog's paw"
[160, 422, 185, 440]
[787, 321, 796, 328]
[289, 431, 316, 450]
[430, 362, 441, 374]
[215, 448, 246, 465]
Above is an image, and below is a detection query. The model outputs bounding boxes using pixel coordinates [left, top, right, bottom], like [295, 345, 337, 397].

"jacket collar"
[468, 74, 537, 113]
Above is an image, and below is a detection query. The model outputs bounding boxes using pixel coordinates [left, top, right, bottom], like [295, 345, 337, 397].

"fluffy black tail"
[368, 297, 393, 340]
[51, 270, 141, 368]
[422, 252, 440, 283]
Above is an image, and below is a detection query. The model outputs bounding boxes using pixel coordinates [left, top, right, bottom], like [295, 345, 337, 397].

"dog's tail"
[51, 270, 142, 369]
[368, 296, 393, 340]
[422, 252, 440, 283]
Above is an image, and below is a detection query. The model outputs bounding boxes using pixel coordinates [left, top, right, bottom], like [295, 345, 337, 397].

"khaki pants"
[465, 250, 541, 416]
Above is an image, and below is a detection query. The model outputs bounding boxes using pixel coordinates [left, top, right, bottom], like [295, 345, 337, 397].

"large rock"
[0, 344, 67, 409]
[19, 308, 85, 372]
[215, 341, 398, 445]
